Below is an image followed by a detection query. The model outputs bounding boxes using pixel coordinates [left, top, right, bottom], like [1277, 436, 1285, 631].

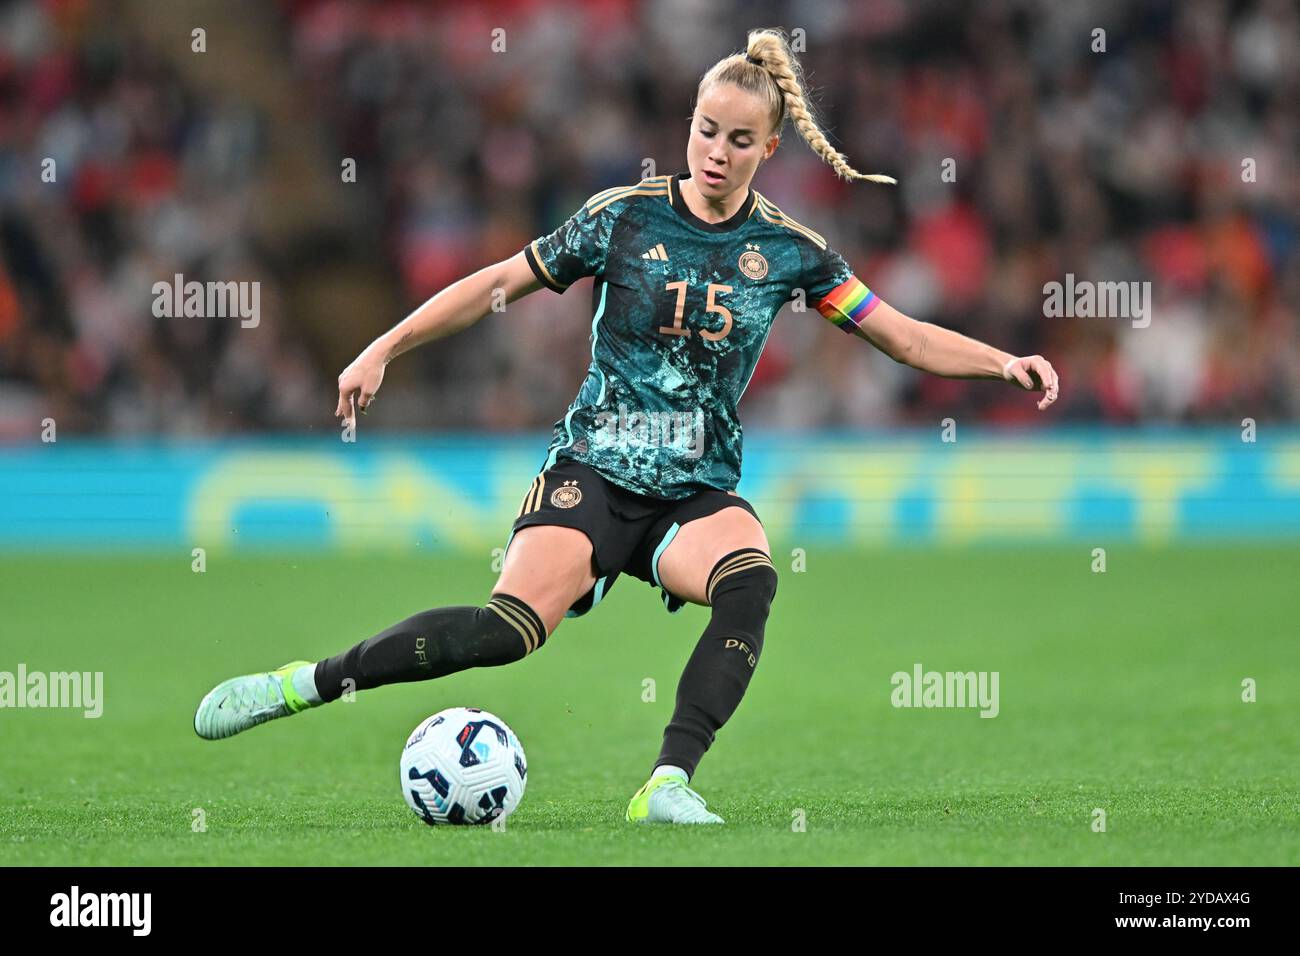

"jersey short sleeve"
[524, 195, 615, 293]
[799, 240, 883, 334]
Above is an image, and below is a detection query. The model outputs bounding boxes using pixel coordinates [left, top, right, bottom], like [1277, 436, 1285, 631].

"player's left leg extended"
[625, 503, 775, 824]
[194, 523, 595, 741]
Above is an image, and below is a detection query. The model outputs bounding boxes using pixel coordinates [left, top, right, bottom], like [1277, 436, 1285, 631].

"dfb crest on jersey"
[738, 245, 768, 280]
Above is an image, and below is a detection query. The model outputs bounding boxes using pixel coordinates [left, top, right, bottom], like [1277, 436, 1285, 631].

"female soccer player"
[195, 29, 1059, 824]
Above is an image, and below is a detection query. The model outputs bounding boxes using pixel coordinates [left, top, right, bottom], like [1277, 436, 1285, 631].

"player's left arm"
[850, 299, 1060, 411]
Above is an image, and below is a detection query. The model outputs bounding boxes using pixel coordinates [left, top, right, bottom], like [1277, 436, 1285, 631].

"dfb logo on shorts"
[550, 480, 582, 509]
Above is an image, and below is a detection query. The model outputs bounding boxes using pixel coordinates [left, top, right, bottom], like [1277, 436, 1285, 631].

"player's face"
[688, 84, 779, 200]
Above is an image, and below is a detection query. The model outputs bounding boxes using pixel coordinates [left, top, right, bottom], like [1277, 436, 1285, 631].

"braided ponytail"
[699, 28, 896, 185]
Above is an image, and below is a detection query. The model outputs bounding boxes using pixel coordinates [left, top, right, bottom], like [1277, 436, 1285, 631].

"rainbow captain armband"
[816, 276, 881, 333]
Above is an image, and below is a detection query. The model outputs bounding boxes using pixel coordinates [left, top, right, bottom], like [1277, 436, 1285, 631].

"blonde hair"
[696, 28, 896, 185]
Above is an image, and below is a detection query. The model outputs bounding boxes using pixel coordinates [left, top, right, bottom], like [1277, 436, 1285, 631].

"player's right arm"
[338, 186, 615, 428]
[335, 251, 543, 428]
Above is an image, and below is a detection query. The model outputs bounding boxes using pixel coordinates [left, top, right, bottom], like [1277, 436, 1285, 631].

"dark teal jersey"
[524, 172, 872, 499]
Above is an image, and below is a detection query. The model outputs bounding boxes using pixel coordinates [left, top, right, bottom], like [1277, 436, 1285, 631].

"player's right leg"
[193, 524, 595, 740]
[625, 496, 774, 824]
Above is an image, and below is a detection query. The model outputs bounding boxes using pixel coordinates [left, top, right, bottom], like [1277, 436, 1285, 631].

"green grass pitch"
[1, 543, 1297, 866]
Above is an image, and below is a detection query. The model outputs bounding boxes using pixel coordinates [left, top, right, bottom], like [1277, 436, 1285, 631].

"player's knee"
[706, 548, 778, 614]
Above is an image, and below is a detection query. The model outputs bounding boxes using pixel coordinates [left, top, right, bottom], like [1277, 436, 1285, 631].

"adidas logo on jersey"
[641, 243, 669, 260]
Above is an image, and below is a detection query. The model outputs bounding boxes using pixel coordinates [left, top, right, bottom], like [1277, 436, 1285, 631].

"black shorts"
[504, 459, 761, 618]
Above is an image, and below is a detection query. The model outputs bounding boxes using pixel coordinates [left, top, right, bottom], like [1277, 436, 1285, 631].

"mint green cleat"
[193, 661, 315, 740]
[625, 773, 724, 824]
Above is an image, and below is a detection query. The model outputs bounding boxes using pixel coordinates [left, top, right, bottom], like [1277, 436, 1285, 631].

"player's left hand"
[1003, 355, 1059, 410]
[335, 347, 387, 431]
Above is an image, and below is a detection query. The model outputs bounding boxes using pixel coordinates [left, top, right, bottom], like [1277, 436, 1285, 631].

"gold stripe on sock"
[487, 600, 537, 654]
[500, 597, 544, 650]
[707, 553, 774, 603]
[488, 598, 543, 654]
[491, 598, 539, 652]
[706, 551, 762, 594]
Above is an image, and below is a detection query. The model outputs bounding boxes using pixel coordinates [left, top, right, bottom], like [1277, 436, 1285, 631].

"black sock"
[655, 549, 777, 778]
[313, 593, 545, 703]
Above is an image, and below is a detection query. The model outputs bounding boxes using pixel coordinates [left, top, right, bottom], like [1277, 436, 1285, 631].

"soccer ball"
[400, 707, 527, 826]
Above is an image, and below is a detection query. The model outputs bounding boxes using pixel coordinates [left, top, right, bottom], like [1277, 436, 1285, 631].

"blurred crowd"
[2, 0, 1298, 437]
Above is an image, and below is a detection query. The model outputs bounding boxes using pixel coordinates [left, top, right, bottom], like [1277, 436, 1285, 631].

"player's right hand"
[335, 349, 386, 430]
